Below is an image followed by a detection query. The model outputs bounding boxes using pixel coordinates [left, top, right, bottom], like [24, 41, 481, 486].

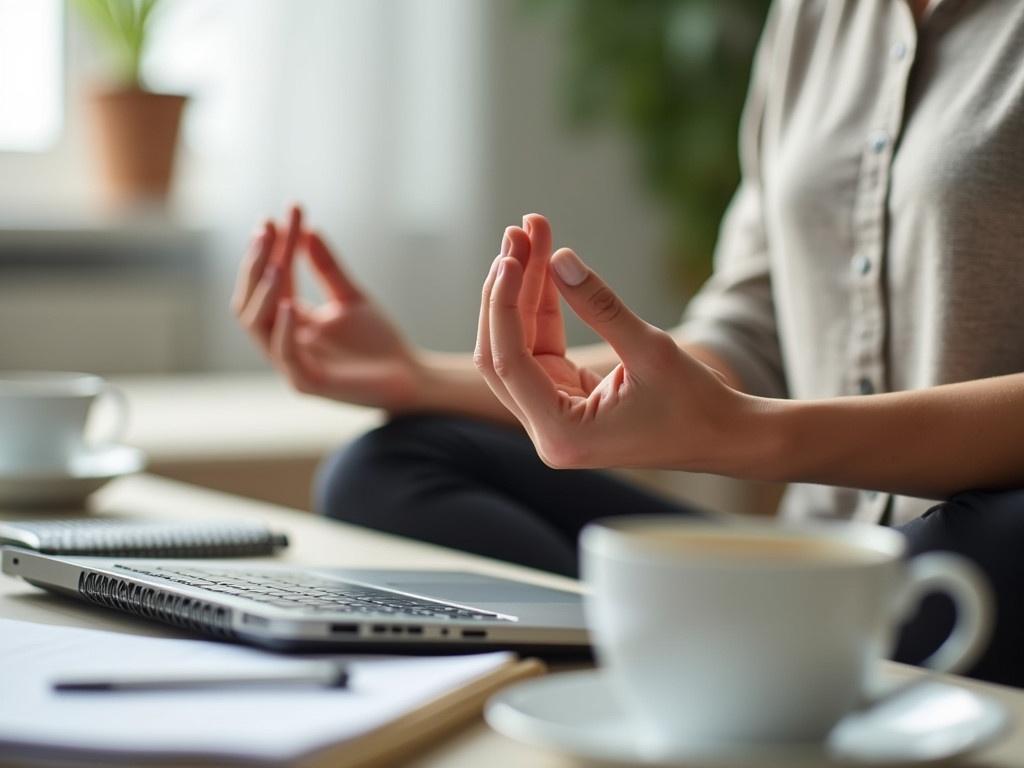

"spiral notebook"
[0, 518, 289, 558]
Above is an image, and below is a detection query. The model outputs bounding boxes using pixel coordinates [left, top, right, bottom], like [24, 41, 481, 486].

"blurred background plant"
[71, 0, 185, 206]
[72, 0, 162, 89]
[527, 0, 771, 289]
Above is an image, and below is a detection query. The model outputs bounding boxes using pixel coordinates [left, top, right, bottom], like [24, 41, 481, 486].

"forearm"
[412, 351, 520, 425]
[739, 373, 1024, 498]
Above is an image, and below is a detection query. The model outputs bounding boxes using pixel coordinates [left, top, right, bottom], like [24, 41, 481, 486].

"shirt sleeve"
[676, 8, 788, 399]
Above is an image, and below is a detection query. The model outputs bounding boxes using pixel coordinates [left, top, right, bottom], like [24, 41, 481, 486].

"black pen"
[53, 661, 349, 692]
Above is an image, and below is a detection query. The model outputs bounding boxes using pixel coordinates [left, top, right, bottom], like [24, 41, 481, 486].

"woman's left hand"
[475, 221, 759, 472]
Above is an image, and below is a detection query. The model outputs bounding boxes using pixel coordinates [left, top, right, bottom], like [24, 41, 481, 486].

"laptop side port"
[330, 623, 359, 634]
[461, 629, 487, 638]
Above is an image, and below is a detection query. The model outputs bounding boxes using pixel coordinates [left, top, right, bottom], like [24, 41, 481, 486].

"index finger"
[231, 220, 276, 314]
[523, 214, 566, 357]
[520, 214, 552, 352]
[272, 204, 303, 296]
[489, 256, 560, 420]
[303, 231, 363, 303]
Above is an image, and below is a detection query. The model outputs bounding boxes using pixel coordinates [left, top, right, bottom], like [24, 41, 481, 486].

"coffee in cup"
[0, 371, 128, 473]
[581, 516, 993, 753]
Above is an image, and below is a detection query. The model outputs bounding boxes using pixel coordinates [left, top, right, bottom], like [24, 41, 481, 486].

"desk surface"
[2, 475, 1022, 767]
[115, 374, 382, 462]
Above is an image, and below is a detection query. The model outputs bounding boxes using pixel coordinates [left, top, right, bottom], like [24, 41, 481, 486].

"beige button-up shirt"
[678, 0, 1024, 526]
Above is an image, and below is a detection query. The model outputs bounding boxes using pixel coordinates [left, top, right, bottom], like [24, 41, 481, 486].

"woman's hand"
[232, 205, 425, 411]
[475, 219, 761, 471]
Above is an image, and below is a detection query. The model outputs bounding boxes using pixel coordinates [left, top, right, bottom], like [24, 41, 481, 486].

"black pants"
[315, 414, 1024, 687]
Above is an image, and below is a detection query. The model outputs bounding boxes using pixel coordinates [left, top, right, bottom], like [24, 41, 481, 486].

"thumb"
[550, 248, 655, 366]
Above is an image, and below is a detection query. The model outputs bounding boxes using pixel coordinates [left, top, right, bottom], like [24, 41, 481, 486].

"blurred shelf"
[0, 214, 209, 272]
[0, 212, 212, 374]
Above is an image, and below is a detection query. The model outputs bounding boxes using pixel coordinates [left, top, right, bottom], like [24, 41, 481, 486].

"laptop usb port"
[330, 623, 359, 634]
[461, 629, 487, 639]
[407, 626, 423, 635]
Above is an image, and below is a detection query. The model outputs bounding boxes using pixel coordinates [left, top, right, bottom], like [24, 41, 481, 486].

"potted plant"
[74, 0, 186, 206]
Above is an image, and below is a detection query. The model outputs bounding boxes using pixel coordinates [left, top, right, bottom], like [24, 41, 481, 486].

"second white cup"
[0, 371, 129, 473]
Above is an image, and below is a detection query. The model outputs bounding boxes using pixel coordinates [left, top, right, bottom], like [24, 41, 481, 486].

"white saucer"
[0, 445, 146, 509]
[485, 669, 1010, 767]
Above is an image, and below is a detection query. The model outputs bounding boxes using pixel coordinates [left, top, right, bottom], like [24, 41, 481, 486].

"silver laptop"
[2, 547, 588, 653]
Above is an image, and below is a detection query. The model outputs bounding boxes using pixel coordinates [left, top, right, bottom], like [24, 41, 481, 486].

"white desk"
[2, 475, 1022, 767]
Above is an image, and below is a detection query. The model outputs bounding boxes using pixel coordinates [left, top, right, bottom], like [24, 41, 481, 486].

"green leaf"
[71, 0, 162, 88]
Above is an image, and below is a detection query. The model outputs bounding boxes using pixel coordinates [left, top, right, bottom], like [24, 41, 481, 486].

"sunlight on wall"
[0, 0, 63, 152]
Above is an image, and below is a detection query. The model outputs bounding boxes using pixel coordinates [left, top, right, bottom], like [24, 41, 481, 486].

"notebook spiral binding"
[77, 572, 236, 640]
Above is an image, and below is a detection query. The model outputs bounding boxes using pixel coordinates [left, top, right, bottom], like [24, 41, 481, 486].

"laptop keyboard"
[115, 565, 505, 621]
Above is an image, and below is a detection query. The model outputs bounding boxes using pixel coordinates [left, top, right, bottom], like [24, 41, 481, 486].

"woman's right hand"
[232, 205, 427, 412]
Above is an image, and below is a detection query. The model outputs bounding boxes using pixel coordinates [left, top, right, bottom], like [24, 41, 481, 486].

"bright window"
[0, 0, 63, 152]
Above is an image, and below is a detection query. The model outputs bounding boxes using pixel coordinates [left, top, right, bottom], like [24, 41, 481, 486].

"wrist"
[379, 349, 439, 415]
[711, 392, 796, 482]
[405, 351, 447, 413]
[401, 350, 481, 414]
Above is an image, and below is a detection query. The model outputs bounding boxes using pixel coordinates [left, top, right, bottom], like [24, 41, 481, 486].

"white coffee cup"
[580, 516, 993, 753]
[0, 371, 129, 473]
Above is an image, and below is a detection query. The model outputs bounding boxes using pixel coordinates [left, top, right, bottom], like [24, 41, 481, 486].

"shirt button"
[869, 131, 890, 154]
[891, 42, 908, 61]
[858, 377, 875, 395]
[852, 254, 872, 276]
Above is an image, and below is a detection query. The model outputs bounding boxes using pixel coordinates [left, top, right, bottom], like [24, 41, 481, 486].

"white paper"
[0, 618, 512, 762]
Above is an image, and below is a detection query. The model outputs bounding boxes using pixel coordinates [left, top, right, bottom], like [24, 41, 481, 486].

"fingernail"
[522, 215, 532, 235]
[552, 250, 588, 286]
[497, 258, 507, 278]
[501, 230, 512, 258]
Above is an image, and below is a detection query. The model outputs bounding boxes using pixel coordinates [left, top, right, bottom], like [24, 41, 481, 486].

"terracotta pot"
[87, 88, 187, 206]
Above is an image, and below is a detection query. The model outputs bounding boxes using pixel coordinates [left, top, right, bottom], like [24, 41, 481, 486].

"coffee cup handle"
[894, 552, 994, 674]
[89, 384, 130, 449]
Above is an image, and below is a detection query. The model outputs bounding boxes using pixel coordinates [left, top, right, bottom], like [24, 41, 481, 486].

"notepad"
[0, 619, 542, 765]
[0, 518, 289, 558]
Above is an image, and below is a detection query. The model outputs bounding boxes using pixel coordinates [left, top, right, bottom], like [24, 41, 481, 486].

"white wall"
[483, 3, 683, 345]
[0, 0, 687, 373]
[181, 0, 684, 371]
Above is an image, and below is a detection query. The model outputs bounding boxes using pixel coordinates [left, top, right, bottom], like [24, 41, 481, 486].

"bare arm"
[475, 236, 1023, 501]
[748, 373, 1024, 498]
[413, 351, 518, 425]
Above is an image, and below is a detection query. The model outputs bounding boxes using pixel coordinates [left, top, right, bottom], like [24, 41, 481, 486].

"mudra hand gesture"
[232, 205, 424, 411]
[474, 214, 753, 471]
